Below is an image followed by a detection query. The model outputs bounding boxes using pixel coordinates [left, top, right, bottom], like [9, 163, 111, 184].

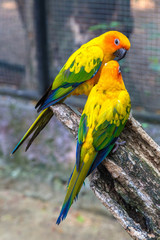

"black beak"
[114, 48, 127, 61]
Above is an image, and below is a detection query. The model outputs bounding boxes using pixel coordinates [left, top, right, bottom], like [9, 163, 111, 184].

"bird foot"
[112, 139, 126, 153]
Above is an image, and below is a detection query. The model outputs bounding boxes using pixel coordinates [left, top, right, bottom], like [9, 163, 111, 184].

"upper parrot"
[11, 31, 130, 154]
[56, 60, 131, 224]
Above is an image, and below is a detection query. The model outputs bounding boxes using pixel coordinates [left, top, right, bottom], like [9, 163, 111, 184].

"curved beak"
[114, 48, 127, 61]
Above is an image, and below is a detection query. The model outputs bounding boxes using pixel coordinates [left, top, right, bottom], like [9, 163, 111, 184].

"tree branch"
[50, 104, 160, 240]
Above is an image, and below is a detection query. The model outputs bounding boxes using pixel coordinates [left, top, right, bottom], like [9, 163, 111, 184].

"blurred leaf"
[148, 56, 160, 72]
[155, 77, 160, 83]
[149, 33, 160, 40]
[149, 63, 160, 72]
[110, 21, 120, 28]
[146, 46, 158, 52]
[89, 24, 109, 31]
[148, 56, 159, 64]
[11, 168, 21, 178]
[76, 214, 85, 223]
[141, 123, 149, 129]
[123, 67, 130, 73]
[142, 22, 157, 29]
[144, 90, 151, 96]
[89, 21, 121, 31]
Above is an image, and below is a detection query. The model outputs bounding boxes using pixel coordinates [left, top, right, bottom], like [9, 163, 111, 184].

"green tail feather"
[11, 108, 53, 154]
[56, 154, 96, 224]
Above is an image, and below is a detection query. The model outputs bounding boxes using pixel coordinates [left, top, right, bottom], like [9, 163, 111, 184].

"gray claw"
[112, 140, 126, 153]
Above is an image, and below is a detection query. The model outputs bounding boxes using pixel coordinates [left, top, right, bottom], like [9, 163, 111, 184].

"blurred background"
[0, 0, 160, 239]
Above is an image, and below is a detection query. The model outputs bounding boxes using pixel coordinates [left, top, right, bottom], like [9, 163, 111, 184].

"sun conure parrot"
[11, 31, 130, 154]
[56, 60, 131, 224]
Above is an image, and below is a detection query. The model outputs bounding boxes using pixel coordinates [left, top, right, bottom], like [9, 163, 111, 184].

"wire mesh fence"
[46, 0, 133, 78]
[0, 0, 25, 87]
[0, 0, 160, 114]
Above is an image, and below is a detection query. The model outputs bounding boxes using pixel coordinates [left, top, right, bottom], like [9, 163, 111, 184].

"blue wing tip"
[56, 196, 72, 225]
[76, 141, 81, 171]
[11, 145, 18, 155]
[56, 208, 67, 225]
[11, 140, 22, 155]
[56, 216, 62, 225]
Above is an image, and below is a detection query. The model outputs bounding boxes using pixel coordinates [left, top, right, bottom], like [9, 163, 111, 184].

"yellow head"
[98, 60, 125, 90]
[101, 31, 131, 61]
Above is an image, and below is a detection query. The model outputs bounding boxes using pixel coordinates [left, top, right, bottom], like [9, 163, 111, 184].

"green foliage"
[148, 33, 160, 40]
[123, 66, 130, 73]
[148, 56, 160, 72]
[142, 22, 157, 29]
[141, 123, 149, 129]
[89, 21, 121, 31]
[146, 46, 158, 52]
[144, 90, 151, 96]
[76, 214, 85, 223]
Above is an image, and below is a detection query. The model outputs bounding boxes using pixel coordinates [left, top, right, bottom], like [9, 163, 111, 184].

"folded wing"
[36, 46, 104, 112]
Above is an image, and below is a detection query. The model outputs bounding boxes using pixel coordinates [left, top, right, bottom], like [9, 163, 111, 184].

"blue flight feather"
[38, 87, 78, 112]
[87, 137, 118, 176]
[56, 195, 72, 225]
[90, 64, 101, 78]
[76, 141, 81, 171]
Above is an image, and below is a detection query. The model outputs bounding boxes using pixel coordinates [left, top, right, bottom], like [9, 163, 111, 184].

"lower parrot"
[11, 31, 130, 154]
[56, 60, 131, 224]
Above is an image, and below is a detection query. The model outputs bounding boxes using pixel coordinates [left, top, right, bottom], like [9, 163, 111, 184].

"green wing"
[76, 113, 89, 170]
[53, 45, 104, 86]
[36, 46, 104, 112]
[92, 101, 131, 151]
[78, 114, 89, 145]
[77, 102, 131, 173]
[92, 120, 124, 151]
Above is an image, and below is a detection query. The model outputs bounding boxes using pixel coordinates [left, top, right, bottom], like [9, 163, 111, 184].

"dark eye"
[114, 39, 120, 46]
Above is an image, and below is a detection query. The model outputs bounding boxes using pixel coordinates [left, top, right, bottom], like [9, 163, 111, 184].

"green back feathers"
[52, 46, 103, 88]
[37, 46, 103, 112]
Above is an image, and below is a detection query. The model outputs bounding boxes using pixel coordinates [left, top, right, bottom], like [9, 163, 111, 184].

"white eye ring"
[114, 38, 120, 46]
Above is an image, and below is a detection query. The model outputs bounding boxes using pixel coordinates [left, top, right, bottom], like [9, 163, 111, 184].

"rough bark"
[50, 104, 160, 240]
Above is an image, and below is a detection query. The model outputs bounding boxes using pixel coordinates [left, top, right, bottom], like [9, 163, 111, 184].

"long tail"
[11, 108, 53, 154]
[56, 155, 95, 225]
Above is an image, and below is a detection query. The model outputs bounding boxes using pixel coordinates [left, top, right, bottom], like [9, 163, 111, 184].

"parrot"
[11, 31, 130, 154]
[56, 60, 131, 224]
